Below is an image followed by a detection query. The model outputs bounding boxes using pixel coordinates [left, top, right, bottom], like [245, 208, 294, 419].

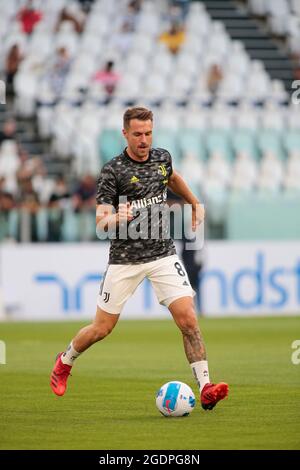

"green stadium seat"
[153, 129, 181, 165]
[61, 208, 80, 242]
[257, 129, 284, 160]
[231, 129, 259, 160]
[226, 191, 300, 239]
[8, 210, 19, 240]
[0, 211, 19, 241]
[179, 128, 206, 161]
[206, 130, 233, 161]
[79, 211, 96, 241]
[36, 208, 48, 241]
[283, 130, 300, 153]
[99, 129, 125, 165]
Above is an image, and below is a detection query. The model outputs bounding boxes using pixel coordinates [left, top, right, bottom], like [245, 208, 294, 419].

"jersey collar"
[123, 148, 151, 164]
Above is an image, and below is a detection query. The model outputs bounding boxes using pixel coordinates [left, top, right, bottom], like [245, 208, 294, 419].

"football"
[156, 381, 196, 417]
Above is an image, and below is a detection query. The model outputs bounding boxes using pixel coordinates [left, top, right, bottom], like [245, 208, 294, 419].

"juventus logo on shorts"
[103, 292, 110, 303]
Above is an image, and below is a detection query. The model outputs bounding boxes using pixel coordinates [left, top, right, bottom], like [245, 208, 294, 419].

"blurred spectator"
[129, 0, 142, 13]
[0, 140, 20, 194]
[49, 175, 70, 204]
[47, 195, 64, 242]
[168, 0, 190, 21]
[0, 119, 17, 145]
[5, 45, 23, 94]
[18, 178, 40, 207]
[17, 0, 43, 35]
[77, 0, 94, 14]
[31, 161, 56, 204]
[0, 191, 15, 214]
[121, 0, 142, 31]
[159, 22, 186, 55]
[207, 64, 223, 95]
[92, 61, 121, 101]
[181, 238, 203, 312]
[47, 47, 72, 97]
[0, 176, 5, 194]
[113, 21, 134, 55]
[0, 191, 16, 240]
[18, 178, 40, 242]
[56, 3, 86, 34]
[73, 174, 96, 210]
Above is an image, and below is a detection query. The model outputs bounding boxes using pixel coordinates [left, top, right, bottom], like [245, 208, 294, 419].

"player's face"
[123, 119, 153, 159]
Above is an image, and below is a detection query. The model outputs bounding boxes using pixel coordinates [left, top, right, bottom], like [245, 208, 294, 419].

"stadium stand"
[0, 0, 300, 242]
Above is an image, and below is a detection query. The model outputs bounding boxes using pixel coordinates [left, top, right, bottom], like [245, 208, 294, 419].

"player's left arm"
[168, 170, 205, 230]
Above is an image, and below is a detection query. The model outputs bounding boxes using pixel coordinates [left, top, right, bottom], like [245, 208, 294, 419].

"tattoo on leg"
[182, 327, 207, 363]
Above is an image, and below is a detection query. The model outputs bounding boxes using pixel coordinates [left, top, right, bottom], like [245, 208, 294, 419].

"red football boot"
[201, 382, 229, 410]
[50, 353, 72, 397]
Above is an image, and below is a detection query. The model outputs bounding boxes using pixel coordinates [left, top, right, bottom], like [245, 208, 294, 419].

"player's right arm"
[96, 203, 133, 230]
[96, 163, 133, 231]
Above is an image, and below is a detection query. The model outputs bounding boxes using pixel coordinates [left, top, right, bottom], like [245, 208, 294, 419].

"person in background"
[0, 191, 16, 241]
[46, 176, 71, 242]
[92, 61, 121, 102]
[121, 0, 141, 31]
[159, 22, 186, 55]
[48, 47, 72, 97]
[207, 63, 223, 96]
[181, 234, 203, 313]
[17, 178, 40, 242]
[17, 0, 42, 35]
[72, 174, 96, 211]
[5, 45, 23, 95]
[113, 21, 134, 55]
[49, 175, 70, 204]
[0, 119, 17, 145]
[168, 0, 190, 21]
[56, 4, 86, 34]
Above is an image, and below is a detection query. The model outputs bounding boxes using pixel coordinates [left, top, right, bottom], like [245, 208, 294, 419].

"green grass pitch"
[0, 317, 299, 450]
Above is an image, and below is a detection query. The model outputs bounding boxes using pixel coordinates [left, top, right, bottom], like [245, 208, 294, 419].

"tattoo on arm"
[182, 327, 207, 363]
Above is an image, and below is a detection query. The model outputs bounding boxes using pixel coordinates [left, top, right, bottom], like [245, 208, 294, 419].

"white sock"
[191, 361, 210, 393]
[61, 342, 80, 366]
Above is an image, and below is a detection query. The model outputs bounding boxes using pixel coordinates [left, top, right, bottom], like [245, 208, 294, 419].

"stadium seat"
[153, 129, 181, 165]
[99, 129, 125, 164]
[179, 129, 205, 161]
[284, 130, 300, 154]
[235, 101, 259, 131]
[227, 192, 300, 239]
[202, 176, 228, 225]
[180, 152, 205, 190]
[206, 152, 231, 186]
[61, 208, 80, 242]
[206, 130, 233, 162]
[257, 129, 284, 160]
[232, 129, 259, 160]
[231, 153, 257, 192]
[258, 151, 284, 191]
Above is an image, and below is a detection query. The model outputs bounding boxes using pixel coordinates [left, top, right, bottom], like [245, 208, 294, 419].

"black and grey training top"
[96, 147, 177, 264]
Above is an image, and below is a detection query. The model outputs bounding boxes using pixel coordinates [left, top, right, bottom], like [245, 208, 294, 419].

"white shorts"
[97, 254, 195, 314]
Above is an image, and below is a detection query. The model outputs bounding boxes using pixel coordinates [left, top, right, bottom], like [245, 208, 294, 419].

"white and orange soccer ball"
[156, 381, 196, 417]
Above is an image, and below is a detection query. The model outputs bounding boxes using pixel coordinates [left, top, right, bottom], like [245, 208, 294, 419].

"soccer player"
[50, 107, 229, 410]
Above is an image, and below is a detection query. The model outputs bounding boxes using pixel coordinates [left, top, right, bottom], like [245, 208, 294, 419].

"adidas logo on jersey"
[130, 176, 139, 183]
